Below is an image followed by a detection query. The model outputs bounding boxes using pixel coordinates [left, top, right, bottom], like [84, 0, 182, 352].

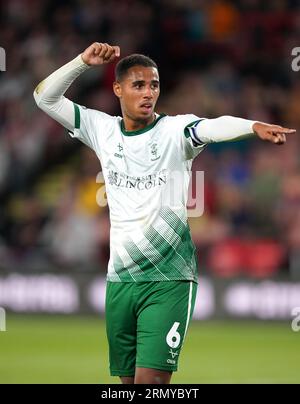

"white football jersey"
[69, 104, 206, 282]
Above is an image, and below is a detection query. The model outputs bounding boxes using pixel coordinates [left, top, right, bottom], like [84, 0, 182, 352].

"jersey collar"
[120, 113, 166, 136]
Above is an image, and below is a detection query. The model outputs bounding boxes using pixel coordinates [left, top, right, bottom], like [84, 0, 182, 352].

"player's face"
[114, 66, 160, 122]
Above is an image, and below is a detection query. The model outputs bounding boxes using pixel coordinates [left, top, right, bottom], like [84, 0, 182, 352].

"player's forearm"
[193, 116, 256, 144]
[33, 54, 90, 131]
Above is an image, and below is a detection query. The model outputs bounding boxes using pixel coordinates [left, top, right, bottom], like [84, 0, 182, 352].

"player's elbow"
[33, 89, 40, 107]
[33, 81, 45, 107]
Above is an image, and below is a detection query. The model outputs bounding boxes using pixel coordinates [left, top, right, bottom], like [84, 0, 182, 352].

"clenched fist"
[81, 42, 120, 66]
[253, 122, 296, 145]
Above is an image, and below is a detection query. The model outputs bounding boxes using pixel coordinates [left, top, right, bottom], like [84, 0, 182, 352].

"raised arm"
[33, 42, 120, 131]
[189, 116, 296, 146]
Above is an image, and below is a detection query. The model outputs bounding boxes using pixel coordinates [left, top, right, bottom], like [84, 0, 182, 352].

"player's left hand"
[253, 122, 296, 145]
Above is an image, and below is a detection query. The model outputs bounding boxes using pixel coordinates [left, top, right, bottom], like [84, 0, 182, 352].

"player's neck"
[122, 113, 156, 132]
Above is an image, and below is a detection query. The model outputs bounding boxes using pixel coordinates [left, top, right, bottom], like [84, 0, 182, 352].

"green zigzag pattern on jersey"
[112, 252, 134, 282]
[143, 225, 194, 278]
[113, 207, 197, 282]
[112, 244, 171, 282]
[158, 206, 198, 271]
[114, 249, 155, 282]
[124, 241, 170, 281]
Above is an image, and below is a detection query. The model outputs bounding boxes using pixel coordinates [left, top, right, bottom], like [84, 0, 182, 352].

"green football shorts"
[105, 280, 197, 377]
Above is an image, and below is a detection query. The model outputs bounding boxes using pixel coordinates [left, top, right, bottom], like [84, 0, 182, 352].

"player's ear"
[113, 81, 122, 98]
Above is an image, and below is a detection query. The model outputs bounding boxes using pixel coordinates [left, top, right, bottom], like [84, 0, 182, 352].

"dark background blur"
[1, 0, 300, 282]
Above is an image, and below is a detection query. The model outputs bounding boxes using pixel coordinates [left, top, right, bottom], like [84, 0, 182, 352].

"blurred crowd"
[0, 0, 300, 278]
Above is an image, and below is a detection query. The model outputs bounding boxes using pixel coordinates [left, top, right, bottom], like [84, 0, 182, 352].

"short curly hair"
[115, 54, 158, 82]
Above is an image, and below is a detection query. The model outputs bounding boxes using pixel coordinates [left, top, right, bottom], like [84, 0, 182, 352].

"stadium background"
[0, 0, 300, 383]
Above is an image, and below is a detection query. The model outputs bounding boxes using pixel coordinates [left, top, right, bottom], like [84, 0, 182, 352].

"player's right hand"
[81, 42, 120, 66]
[253, 122, 296, 145]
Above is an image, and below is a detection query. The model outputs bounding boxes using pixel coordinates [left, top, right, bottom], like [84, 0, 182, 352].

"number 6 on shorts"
[166, 322, 181, 348]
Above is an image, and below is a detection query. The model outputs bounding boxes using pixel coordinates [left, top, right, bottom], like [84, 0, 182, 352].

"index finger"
[112, 46, 120, 57]
[275, 127, 296, 134]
